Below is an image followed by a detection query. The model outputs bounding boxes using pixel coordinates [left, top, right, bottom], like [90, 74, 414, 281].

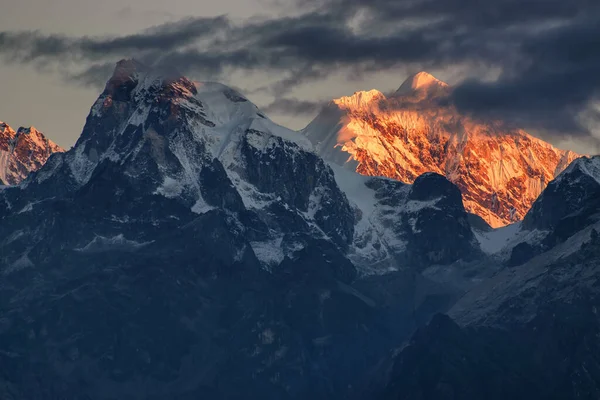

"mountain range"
[0, 60, 599, 399]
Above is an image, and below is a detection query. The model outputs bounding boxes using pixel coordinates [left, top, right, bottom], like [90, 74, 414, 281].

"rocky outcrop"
[404, 173, 477, 266]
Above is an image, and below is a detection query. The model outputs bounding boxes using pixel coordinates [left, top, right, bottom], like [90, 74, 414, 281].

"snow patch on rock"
[76, 234, 151, 253]
[191, 197, 215, 214]
[5, 252, 35, 274]
[251, 237, 285, 269]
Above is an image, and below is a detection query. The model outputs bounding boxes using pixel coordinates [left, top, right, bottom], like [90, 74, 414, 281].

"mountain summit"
[395, 71, 449, 96]
[0, 121, 63, 185]
[303, 72, 579, 227]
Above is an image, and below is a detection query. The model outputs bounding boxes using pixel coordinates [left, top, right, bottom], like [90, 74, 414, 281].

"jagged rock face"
[241, 129, 355, 248]
[0, 121, 63, 185]
[303, 71, 579, 228]
[0, 61, 478, 400]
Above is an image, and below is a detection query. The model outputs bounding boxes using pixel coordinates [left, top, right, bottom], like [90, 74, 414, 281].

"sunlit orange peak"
[333, 89, 385, 109]
[395, 71, 448, 95]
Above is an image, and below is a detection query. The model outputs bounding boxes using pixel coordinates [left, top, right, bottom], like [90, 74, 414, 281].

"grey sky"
[0, 0, 598, 154]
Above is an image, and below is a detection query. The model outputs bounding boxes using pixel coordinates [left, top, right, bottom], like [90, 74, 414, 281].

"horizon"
[0, 60, 462, 149]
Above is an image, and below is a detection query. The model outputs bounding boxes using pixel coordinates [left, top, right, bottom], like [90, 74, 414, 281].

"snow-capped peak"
[395, 71, 449, 96]
[43, 59, 314, 197]
[83, 60, 311, 158]
[303, 71, 579, 228]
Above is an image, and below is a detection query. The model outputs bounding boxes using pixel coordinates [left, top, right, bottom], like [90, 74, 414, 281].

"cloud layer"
[0, 0, 598, 142]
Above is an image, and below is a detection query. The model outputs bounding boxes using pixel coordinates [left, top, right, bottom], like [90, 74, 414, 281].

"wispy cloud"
[263, 97, 327, 116]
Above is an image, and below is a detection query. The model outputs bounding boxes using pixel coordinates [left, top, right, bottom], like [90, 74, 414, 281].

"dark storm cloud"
[69, 62, 117, 88]
[0, 5, 477, 81]
[259, 25, 441, 64]
[451, 15, 600, 137]
[0, 0, 598, 139]
[301, 0, 596, 27]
